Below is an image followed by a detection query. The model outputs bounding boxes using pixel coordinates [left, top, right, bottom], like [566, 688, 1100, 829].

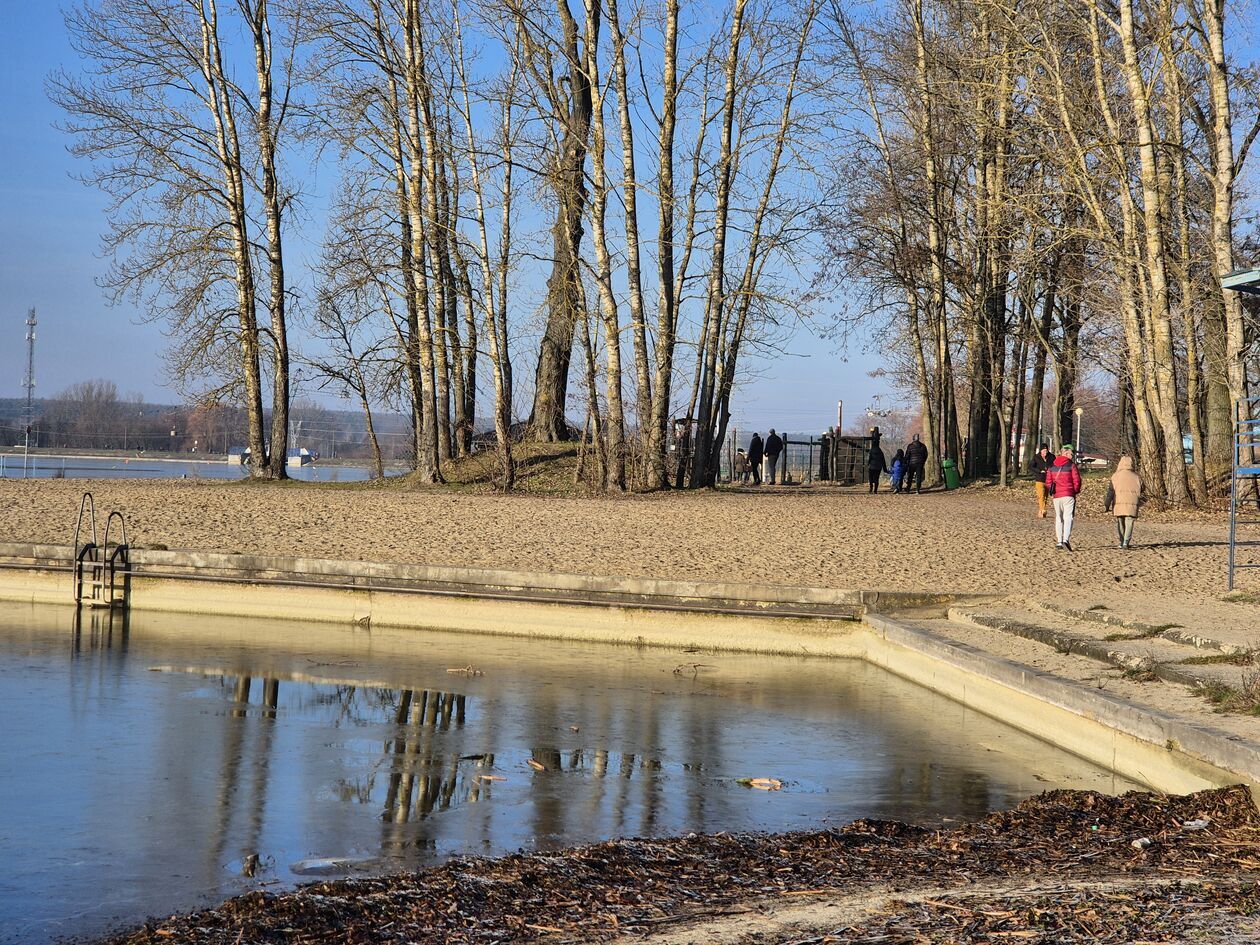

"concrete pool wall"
[1, 540, 1257, 800]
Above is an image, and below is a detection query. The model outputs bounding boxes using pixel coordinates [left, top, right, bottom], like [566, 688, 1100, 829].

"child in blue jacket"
[889, 449, 906, 493]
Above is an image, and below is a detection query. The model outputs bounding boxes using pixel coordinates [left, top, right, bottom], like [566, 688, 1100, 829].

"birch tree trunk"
[243, 0, 290, 479]
[646, 0, 680, 490]
[1111, 0, 1190, 503]
[607, 0, 652, 486]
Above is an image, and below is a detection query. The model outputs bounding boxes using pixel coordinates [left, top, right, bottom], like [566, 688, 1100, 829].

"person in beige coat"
[1104, 455, 1142, 549]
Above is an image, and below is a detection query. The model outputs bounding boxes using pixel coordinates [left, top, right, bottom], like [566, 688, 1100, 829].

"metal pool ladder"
[73, 492, 131, 609]
[1229, 397, 1260, 590]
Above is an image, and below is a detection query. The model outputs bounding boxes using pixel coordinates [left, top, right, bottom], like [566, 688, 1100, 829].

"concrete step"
[1034, 601, 1251, 655]
[946, 604, 1256, 696]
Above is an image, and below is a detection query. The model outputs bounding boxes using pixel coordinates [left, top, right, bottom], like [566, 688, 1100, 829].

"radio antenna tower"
[22, 309, 36, 476]
[23, 308, 36, 424]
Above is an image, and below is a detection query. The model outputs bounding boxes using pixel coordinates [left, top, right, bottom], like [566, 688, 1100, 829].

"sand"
[0, 477, 1249, 603]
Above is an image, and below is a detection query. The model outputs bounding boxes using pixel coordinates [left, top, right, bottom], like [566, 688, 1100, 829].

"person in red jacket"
[1045, 444, 1083, 550]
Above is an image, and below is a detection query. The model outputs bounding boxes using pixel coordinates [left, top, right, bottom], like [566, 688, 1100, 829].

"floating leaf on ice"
[736, 777, 783, 791]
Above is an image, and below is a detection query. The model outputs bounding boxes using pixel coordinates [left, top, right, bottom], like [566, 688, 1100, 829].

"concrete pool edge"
[862, 613, 1260, 798]
[0, 542, 1256, 796]
[0, 541, 965, 618]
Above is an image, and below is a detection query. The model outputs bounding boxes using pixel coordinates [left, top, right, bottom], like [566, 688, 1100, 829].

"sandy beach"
[0, 477, 1242, 596]
[0, 476, 1253, 639]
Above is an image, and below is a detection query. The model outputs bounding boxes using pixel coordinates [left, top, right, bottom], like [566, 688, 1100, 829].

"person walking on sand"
[733, 448, 751, 484]
[1104, 455, 1142, 549]
[747, 432, 764, 485]
[1029, 442, 1052, 518]
[904, 434, 928, 493]
[867, 442, 888, 493]
[1045, 443, 1083, 551]
[889, 448, 906, 494]
[765, 429, 784, 485]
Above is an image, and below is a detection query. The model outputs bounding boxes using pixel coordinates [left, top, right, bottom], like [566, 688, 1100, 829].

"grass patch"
[1194, 672, 1260, 716]
[1180, 651, 1256, 667]
[1103, 623, 1183, 642]
[1120, 666, 1161, 683]
[1224, 592, 1260, 605]
[1087, 604, 1109, 612]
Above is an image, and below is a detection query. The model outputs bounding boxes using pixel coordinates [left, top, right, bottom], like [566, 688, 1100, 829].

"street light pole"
[1074, 406, 1084, 453]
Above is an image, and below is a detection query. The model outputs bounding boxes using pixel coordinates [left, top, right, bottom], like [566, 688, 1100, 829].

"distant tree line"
[0, 382, 411, 462]
[51, 0, 1260, 498]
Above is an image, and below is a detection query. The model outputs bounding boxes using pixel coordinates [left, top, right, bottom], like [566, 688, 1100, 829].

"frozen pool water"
[0, 603, 1139, 943]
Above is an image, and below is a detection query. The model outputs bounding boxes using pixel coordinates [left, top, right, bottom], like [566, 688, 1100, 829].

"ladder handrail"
[103, 510, 128, 556]
[73, 492, 97, 559]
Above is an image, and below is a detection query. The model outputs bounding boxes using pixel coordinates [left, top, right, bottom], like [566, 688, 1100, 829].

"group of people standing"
[866, 433, 928, 494]
[1029, 442, 1143, 551]
[733, 429, 784, 485]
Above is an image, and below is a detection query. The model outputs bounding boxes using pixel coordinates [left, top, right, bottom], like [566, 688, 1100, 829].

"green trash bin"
[942, 458, 961, 490]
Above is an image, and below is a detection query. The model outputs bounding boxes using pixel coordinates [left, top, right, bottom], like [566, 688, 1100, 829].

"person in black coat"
[764, 429, 784, 484]
[747, 433, 764, 485]
[867, 444, 888, 493]
[1029, 442, 1052, 518]
[904, 434, 928, 493]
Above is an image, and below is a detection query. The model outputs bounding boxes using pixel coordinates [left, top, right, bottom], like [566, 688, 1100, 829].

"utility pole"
[23, 308, 36, 479]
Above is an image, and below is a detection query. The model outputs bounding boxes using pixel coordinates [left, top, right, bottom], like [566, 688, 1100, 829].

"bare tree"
[52, 0, 299, 478]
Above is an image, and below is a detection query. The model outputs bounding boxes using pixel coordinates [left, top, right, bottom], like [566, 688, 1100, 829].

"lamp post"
[1074, 407, 1084, 453]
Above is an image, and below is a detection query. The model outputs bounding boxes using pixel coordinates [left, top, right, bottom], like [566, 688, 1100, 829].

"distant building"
[229, 447, 316, 467]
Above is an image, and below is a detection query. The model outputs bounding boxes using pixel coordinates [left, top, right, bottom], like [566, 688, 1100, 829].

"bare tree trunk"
[1009, 297, 1030, 477]
[403, 0, 440, 482]
[689, 0, 746, 487]
[1054, 297, 1081, 448]
[577, 305, 605, 486]
[1167, 52, 1209, 503]
[914, 0, 951, 483]
[582, 0, 625, 490]
[361, 388, 384, 479]
[526, 0, 595, 443]
[646, 0, 683, 489]
[1111, 0, 1190, 503]
[1026, 271, 1053, 455]
[606, 0, 651, 487]
[245, 0, 290, 480]
[453, 15, 515, 487]
[201, 0, 269, 478]
[1199, 0, 1253, 420]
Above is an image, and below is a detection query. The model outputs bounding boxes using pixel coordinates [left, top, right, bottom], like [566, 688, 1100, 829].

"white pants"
[1053, 496, 1076, 544]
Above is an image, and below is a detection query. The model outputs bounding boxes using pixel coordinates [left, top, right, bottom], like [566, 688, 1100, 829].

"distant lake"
[0, 453, 403, 482]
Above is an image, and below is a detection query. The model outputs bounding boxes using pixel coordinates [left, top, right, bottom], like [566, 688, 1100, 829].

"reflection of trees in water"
[210, 675, 280, 873]
[382, 690, 477, 829]
[199, 661, 1005, 871]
